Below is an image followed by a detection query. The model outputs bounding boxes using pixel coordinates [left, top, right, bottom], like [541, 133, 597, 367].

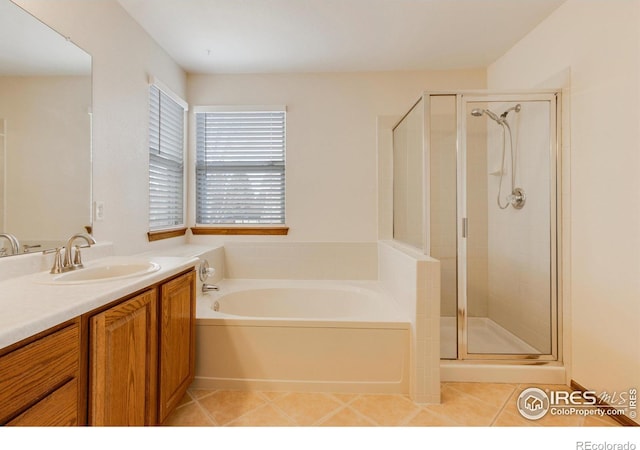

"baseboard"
[571, 379, 638, 427]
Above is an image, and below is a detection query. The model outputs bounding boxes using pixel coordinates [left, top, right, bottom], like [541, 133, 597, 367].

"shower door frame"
[421, 90, 561, 362]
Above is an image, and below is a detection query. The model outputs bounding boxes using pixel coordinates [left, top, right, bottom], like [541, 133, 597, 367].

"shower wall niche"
[392, 91, 560, 362]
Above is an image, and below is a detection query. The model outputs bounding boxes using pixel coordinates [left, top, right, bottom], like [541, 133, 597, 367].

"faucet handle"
[72, 245, 84, 268]
[49, 248, 64, 274]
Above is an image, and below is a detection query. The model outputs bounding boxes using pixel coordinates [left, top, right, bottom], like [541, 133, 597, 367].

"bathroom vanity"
[0, 257, 197, 426]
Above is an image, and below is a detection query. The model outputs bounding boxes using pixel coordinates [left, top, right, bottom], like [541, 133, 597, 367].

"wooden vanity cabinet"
[0, 319, 83, 426]
[89, 288, 158, 426]
[0, 268, 196, 427]
[87, 269, 196, 426]
[158, 270, 196, 424]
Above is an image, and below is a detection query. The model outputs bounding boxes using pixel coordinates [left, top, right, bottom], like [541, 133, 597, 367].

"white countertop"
[0, 254, 199, 349]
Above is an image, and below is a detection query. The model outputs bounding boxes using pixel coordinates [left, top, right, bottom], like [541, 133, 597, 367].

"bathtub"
[193, 279, 411, 394]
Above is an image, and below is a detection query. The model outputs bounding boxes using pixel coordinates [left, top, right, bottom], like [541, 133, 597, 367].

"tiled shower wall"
[485, 101, 553, 353]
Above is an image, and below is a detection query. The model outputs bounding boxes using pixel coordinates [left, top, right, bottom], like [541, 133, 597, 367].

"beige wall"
[14, 2, 485, 251]
[188, 70, 485, 244]
[489, 0, 640, 414]
[16, 0, 188, 255]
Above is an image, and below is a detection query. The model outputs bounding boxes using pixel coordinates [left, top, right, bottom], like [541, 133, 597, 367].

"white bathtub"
[193, 279, 411, 394]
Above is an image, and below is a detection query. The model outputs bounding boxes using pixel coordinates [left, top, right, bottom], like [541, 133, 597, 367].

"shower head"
[470, 108, 501, 123]
[500, 104, 522, 119]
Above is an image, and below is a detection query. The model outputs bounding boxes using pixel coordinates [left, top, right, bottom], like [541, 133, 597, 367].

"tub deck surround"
[194, 279, 411, 394]
[0, 255, 199, 349]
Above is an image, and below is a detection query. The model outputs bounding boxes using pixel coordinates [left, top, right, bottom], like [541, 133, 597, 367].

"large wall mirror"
[0, 0, 92, 257]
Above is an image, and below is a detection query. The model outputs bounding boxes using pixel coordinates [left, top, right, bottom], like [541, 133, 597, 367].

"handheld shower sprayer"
[470, 103, 525, 210]
[471, 108, 501, 123]
[471, 104, 521, 124]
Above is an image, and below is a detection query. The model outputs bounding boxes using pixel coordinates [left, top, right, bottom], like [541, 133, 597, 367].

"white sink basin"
[44, 261, 161, 284]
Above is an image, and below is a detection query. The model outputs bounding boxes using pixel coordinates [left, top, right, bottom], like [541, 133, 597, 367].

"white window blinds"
[148, 84, 187, 231]
[195, 107, 286, 225]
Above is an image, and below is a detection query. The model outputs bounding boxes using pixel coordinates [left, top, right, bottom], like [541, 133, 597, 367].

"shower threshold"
[441, 316, 541, 358]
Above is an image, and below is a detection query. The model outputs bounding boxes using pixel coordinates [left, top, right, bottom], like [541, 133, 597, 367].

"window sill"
[147, 227, 188, 242]
[190, 226, 289, 236]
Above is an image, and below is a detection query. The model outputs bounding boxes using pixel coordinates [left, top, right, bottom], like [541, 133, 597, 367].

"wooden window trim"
[190, 226, 289, 236]
[147, 227, 188, 242]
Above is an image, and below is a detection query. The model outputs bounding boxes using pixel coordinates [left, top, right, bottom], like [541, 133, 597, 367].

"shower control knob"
[510, 187, 526, 210]
[199, 259, 215, 282]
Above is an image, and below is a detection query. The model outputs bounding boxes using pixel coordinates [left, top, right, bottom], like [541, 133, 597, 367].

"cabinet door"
[158, 271, 195, 423]
[90, 289, 157, 426]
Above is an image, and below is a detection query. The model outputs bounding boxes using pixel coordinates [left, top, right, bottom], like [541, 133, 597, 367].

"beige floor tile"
[492, 410, 539, 427]
[199, 390, 268, 425]
[349, 394, 420, 426]
[163, 383, 624, 428]
[162, 402, 214, 426]
[175, 391, 194, 408]
[445, 382, 517, 409]
[421, 384, 502, 426]
[272, 392, 344, 425]
[260, 391, 288, 401]
[188, 388, 217, 399]
[317, 406, 377, 426]
[583, 414, 622, 427]
[328, 392, 360, 404]
[406, 408, 460, 426]
[226, 404, 296, 426]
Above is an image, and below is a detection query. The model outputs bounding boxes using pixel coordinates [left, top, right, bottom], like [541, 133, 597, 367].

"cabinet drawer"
[7, 379, 79, 426]
[0, 322, 79, 423]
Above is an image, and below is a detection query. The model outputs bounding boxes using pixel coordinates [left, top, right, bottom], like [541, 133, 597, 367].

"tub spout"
[202, 283, 219, 293]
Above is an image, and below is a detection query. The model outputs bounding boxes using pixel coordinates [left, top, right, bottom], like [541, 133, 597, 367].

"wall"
[188, 70, 485, 244]
[488, 0, 640, 417]
[15, 0, 188, 255]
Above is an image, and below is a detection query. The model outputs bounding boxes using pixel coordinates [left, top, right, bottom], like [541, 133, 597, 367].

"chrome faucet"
[202, 283, 219, 293]
[62, 233, 97, 271]
[199, 259, 219, 293]
[0, 233, 20, 256]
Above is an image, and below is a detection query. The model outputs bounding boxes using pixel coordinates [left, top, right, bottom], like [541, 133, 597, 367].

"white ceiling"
[117, 0, 566, 74]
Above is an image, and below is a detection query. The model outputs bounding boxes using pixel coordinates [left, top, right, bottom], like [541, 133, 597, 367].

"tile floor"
[163, 382, 622, 427]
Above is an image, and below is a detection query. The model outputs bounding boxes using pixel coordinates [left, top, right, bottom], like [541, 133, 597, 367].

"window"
[148, 81, 187, 237]
[194, 106, 286, 229]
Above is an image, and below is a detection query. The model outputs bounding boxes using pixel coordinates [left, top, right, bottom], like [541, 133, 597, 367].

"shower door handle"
[462, 218, 468, 238]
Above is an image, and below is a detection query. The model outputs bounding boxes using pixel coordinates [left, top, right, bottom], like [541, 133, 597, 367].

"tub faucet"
[0, 233, 20, 256]
[202, 283, 219, 293]
[63, 233, 97, 271]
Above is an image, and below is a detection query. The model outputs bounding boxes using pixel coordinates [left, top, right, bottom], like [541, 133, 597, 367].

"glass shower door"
[460, 94, 558, 359]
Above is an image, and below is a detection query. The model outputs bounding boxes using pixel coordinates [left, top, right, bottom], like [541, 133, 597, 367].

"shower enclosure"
[393, 91, 560, 361]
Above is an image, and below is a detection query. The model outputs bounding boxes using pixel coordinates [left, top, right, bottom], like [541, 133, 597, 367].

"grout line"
[488, 384, 518, 426]
[193, 397, 219, 426]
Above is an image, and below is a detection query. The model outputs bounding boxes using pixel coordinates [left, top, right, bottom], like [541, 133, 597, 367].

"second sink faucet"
[0, 233, 20, 256]
[63, 233, 97, 270]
